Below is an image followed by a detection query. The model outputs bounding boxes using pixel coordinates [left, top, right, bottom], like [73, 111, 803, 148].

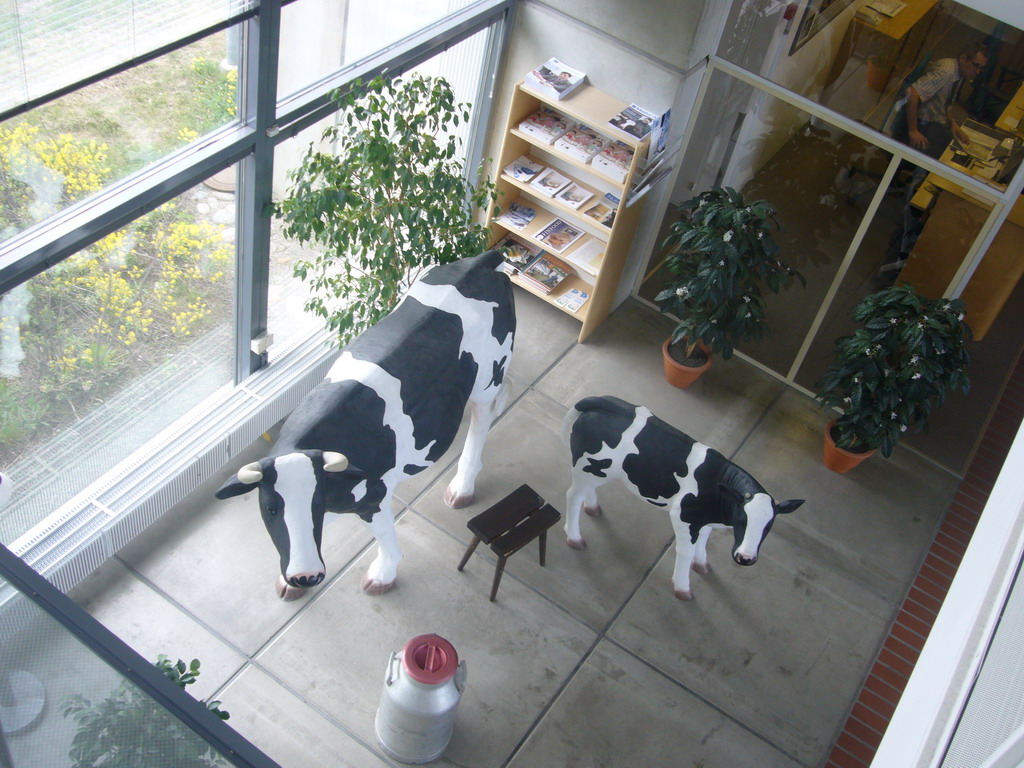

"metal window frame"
[0, 542, 282, 767]
[1, 0, 516, 381]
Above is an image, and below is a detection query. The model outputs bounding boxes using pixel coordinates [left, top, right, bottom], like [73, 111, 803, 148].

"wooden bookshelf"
[491, 82, 650, 342]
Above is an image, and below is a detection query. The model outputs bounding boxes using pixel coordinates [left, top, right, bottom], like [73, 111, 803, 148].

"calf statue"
[216, 252, 515, 599]
[563, 396, 803, 600]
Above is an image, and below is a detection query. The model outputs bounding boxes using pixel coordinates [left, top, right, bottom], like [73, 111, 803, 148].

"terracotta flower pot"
[823, 421, 875, 473]
[662, 338, 712, 389]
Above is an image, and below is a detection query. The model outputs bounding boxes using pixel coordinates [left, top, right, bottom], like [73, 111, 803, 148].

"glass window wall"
[1, 29, 239, 242]
[0, 176, 236, 546]
[717, 0, 1024, 172]
[277, 0, 480, 100]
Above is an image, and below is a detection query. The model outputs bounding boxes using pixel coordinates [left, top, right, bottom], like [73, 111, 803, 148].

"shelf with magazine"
[491, 196, 603, 318]
[491, 80, 650, 342]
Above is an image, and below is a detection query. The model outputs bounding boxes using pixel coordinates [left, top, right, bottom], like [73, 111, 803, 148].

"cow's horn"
[237, 462, 263, 484]
[323, 452, 349, 472]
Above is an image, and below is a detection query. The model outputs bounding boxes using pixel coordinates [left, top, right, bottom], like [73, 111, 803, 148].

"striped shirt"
[904, 58, 962, 126]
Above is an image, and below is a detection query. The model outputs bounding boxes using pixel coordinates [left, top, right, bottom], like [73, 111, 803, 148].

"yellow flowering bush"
[0, 123, 110, 230]
[2, 124, 232, 453]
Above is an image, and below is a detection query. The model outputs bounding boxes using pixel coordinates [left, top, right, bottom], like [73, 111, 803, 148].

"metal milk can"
[374, 633, 467, 764]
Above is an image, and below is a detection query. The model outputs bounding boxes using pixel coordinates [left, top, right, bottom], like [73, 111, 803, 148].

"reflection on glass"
[0, 30, 237, 243]
[278, 0, 478, 100]
[269, 27, 490, 349]
[640, 71, 891, 375]
[0, 578, 232, 767]
[793, 160, 990, 392]
[716, 0, 1023, 159]
[0, 177, 236, 545]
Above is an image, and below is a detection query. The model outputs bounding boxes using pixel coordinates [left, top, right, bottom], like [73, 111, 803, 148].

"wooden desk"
[827, 0, 939, 93]
[995, 83, 1024, 136]
[855, 0, 938, 40]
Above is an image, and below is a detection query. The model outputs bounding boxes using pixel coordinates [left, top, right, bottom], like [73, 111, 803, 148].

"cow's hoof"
[567, 537, 587, 551]
[692, 561, 711, 575]
[276, 576, 307, 601]
[673, 588, 695, 601]
[362, 575, 396, 595]
[583, 504, 602, 517]
[444, 487, 474, 509]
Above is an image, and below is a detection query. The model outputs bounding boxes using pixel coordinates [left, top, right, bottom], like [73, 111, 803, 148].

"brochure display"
[490, 78, 652, 342]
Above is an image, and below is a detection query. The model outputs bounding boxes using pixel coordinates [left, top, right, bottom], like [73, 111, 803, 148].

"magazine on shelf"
[647, 109, 671, 163]
[503, 155, 545, 182]
[523, 57, 588, 100]
[607, 103, 658, 140]
[561, 238, 604, 278]
[591, 140, 634, 183]
[556, 183, 594, 210]
[518, 107, 575, 144]
[496, 201, 536, 230]
[583, 192, 620, 227]
[494, 232, 545, 274]
[529, 167, 572, 197]
[519, 252, 573, 294]
[536, 218, 585, 253]
[554, 287, 590, 313]
[554, 124, 609, 162]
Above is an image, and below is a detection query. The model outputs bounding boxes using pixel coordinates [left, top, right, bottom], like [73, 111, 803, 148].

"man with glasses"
[892, 42, 989, 158]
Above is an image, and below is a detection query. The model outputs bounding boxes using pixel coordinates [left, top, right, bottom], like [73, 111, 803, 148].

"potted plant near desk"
[815, 286, 972, 472]
[654, 187, 805, 388]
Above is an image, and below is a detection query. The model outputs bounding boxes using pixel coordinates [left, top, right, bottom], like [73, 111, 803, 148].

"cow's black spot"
[584, 457, 612, 477]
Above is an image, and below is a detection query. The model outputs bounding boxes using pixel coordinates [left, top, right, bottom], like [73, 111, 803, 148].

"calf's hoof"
[692, 561, 711, 575]
[566, 537, 587, 551]
[276, 576, 307, 601]
[444, 486, 474, 509]
[583, 504, 602, 518]
[362, 575, 396, 595]
[673, 588, 695, 601]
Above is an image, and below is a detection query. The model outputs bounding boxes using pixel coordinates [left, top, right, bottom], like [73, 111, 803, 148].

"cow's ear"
[775, 499, 804, 515]
[214, 476, 257, 499]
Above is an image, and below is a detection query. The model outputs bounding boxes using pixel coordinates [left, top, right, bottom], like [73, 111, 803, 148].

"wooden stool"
[456, 484, 561, 601]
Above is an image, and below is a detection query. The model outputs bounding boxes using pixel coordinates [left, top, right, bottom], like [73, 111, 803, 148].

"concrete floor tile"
[68, 558, 246, 700]
[508, 289, 581, 383]
[220, 665, 390, 768]
[609, 533, 892, 765]
[537, 300, 786, 454]
[509, 640, 803, 768]
[734, 388, 959, 603]
[416, 389, 676, 630]
[257, 513, 596, 768]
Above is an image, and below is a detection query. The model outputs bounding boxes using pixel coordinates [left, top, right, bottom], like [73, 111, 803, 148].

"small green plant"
[654, 186, 804, 362]
[62, 656, 229, 768]
[276, 73, 497, 346]
[815, 285, 971, 457]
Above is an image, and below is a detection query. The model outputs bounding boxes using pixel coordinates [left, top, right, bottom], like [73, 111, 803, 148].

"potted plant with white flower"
[654, 186, 804, 387]
[815, 285, 971, 472]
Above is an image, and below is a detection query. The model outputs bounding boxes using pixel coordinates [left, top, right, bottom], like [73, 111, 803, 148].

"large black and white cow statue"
[563, 396, 803, 600]
[215, 251, 514, 599]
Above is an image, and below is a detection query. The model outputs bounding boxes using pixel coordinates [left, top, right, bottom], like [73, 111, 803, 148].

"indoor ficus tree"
[276, 74, 497, 346]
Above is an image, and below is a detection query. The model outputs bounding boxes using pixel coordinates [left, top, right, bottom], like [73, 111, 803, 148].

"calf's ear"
[775, 499, 804, 514]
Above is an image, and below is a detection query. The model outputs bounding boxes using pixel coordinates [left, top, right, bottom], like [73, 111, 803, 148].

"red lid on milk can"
[402, 634, 458, 684]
